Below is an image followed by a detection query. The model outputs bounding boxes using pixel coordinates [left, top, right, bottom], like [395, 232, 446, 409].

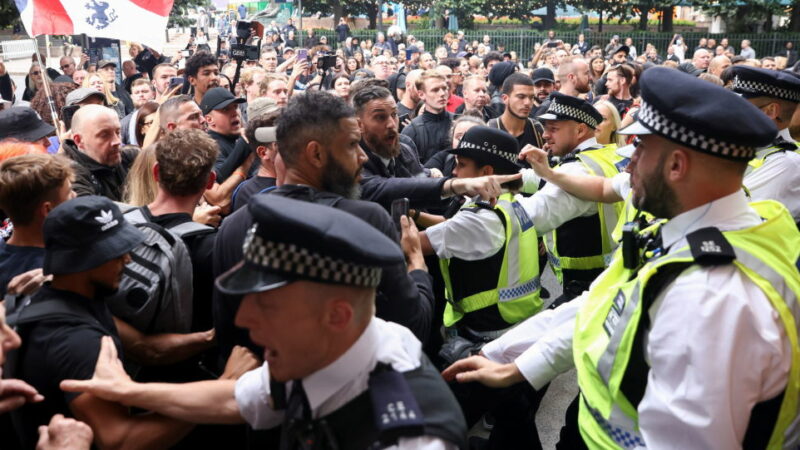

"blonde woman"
[82, 72, 125, 118]
[593, 100, 626, 147]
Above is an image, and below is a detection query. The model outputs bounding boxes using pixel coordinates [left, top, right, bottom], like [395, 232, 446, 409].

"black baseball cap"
[532, 68, 555, 84]
[200, 87, 245, 115]
[42, 196, 145, 275]
[0, 107, 55, 142]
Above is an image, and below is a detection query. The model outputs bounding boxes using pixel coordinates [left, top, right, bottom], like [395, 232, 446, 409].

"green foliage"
[169, 0, 211, 28]
[0, 1, 22, 29]
[697, 0, 785, 32]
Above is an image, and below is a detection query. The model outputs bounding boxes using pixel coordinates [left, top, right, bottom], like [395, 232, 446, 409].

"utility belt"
[438, 324, 514, 369]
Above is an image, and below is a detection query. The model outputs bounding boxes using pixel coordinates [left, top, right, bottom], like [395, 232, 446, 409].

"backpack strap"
[169, 221, 214, 239]
[122, 206, 149, 225]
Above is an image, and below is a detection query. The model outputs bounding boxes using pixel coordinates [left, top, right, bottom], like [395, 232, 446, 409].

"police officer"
[421, 126, 542, 340]
[519, 92, 625, 305]
[444, 66, 800, 449]
[419, 126, 544, 448]
[726, 65, 800, 225]
[61, 195, 468, 449]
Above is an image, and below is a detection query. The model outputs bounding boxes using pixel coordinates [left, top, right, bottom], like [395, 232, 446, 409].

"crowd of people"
[0, 15, 799, 450]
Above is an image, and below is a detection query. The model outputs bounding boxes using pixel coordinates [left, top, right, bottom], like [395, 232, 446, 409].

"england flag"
[14, 0, 175, 50]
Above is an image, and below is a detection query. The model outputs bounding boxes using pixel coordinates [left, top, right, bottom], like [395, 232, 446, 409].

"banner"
[14, 0, 175, 50]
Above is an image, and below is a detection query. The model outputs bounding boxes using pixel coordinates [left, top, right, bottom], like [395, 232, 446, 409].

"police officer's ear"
[760, 101, 780, 122]
[480, 165, 495, 177]
[326, 297, 355, 331]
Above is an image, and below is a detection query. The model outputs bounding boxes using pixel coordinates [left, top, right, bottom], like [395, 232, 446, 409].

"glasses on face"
[31, 71, 41, 76]
[61, 64, 73, 69]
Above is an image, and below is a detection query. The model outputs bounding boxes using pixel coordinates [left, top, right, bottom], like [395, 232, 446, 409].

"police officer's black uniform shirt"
[16, 285, 123, 446]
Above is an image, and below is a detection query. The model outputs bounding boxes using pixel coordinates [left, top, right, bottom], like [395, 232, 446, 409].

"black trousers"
[450, 381, 548, 450]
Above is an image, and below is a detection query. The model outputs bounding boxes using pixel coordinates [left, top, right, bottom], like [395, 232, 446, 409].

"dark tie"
[387, 159, 396, 177]
[279, 380, 313, 450]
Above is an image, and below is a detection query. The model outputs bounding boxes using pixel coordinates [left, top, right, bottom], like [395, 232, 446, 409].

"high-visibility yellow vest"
[440, 193, 542, 328]
[545, 144, 625, 284]
[573, 200, 800, 449]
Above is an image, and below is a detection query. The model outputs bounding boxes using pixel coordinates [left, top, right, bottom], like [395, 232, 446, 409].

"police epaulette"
[685, 227, 736, 266]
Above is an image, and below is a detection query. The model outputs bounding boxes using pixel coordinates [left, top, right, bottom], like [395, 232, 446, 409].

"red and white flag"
[15, 0, 175, 50]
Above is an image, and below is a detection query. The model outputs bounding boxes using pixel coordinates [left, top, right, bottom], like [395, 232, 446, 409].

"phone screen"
[297, 49, 308, 61]
[391, 198, 409, 232]
[169, 77, 184, 90]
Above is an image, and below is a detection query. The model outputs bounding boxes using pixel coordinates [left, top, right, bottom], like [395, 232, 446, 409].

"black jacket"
[62, 140, 137, 201]
[401, 109, 453, 164]
[212, 185, 435, 366]
[359, 140, 447, 211]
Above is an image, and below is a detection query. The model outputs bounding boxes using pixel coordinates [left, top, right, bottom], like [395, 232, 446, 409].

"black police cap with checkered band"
[619, 67, 777, 161]
[215, 195, 404, 295]
[538, 92, 603, 129]
[448, 126, 523, 174]
[728, 65, 800, 103]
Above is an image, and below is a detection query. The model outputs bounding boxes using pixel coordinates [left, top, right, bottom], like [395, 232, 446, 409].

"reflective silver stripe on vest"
[498, 276, 541, 302]
[584, 395, 646, 449]
[497, 199, 522, 287]
[731, 246, 800, 448]
[596, 249, 693, 384]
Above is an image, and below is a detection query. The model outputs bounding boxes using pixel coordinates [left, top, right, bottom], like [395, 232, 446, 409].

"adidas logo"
[95, 209, 119, 231]
[700, 240, 721, 253]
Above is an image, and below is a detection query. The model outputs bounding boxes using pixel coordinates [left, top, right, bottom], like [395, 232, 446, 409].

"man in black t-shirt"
[14, 196, 192, 449]
[232, 100, 280, 212]
[0, 154, 74, 298]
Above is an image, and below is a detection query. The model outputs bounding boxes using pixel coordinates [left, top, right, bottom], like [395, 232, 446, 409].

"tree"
[697, 0, 785, 33]
[169, 0, 210, 28]
[1, 1, 22, 29]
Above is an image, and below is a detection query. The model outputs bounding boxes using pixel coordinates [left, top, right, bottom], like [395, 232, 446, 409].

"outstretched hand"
[60, 336, 133, 404]
[519, 144, 553, 180]
[441, 355, 524, 388]
[451, 173, 522, 202]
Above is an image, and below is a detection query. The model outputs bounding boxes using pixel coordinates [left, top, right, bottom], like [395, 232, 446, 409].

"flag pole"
[34, 36, 59, 138]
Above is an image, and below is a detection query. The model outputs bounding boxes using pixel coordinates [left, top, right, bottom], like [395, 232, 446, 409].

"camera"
[317, 53, 337, 72]
[231, 20, 260, 62]
[230, 44, 260, 61]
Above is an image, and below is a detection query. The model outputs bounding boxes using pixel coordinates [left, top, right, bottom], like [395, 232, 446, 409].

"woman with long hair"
[592, 100, 626, 148]
[589, 56, 606, 82]
[123, 144, 158, 206]
[134, 101, 159, 147]
[82, 72, 125, 118]
[345, 56, 360, 75]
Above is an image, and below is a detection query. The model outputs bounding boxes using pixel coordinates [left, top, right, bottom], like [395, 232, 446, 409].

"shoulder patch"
[685, 227, 736, 266]
[368, 363, 425, 441]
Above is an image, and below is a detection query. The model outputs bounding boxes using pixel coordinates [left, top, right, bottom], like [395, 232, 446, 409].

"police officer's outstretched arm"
[441, 355, 524, 388]
[61, 337, 246, 432]
[519, 144, 623, 203]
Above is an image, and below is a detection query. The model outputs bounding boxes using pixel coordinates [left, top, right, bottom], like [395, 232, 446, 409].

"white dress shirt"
[425, 196, 511, 260]
[234, 317, 456, 450]
[484, 191, 792, 449]
[744, 127, 800, 222]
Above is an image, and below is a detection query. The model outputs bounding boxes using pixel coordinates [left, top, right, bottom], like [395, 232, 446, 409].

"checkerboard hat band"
[636, 100, 757, 160]
[546, 99, 599, 128]
[242, 225, 383, 288]
[457, 139, 518, 165]
[731, 75, 800, 103]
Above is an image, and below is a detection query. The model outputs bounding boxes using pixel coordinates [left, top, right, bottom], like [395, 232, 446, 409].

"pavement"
[1, 27, 580, 449]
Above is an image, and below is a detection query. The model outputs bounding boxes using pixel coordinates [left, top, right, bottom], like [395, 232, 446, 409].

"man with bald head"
[62, 105, 137, 200]
[59, 56, 77, 78]
[708, 55, 731, 77]
[556, 56, 592, 97]
[692, 48, 712, 71]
